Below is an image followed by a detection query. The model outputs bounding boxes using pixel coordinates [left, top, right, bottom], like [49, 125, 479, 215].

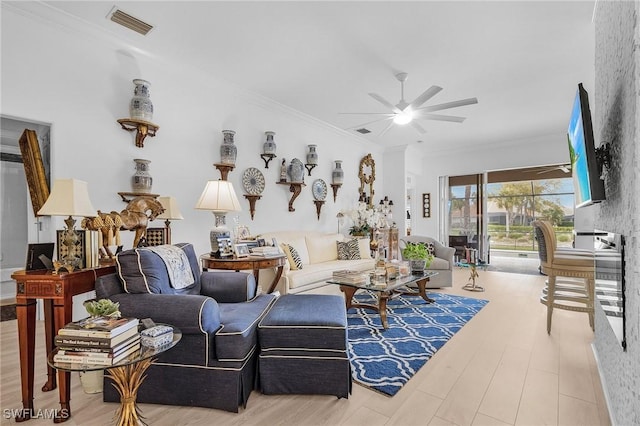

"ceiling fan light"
[393, 108, 413, 125]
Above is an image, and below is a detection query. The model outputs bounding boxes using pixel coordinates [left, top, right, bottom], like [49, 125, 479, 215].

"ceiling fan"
[341, 72, 478, 136]
[527, 164, 572, 175]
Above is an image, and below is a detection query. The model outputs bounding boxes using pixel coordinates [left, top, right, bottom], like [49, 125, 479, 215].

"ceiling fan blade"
[416, 113, 466, 123]
[338, 112, 395, 115]
[410, 121, 427, 134]
[379, 120, 396, 137]
[369, 93, 402, 113]
[417, 97, 479, 112]
[345, 116, 393, 130]
[410, 86, 442, 109]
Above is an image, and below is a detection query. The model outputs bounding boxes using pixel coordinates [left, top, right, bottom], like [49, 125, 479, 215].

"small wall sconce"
[118, 79, 159, 148]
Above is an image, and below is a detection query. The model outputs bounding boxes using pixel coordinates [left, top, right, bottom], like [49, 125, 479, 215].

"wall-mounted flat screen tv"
[567, 83, 605, 208]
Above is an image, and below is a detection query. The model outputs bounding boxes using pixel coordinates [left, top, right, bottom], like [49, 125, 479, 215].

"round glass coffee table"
[48, 324, 181, 425]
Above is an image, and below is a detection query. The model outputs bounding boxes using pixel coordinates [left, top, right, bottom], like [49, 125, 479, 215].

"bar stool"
[533, 220, 595, 334]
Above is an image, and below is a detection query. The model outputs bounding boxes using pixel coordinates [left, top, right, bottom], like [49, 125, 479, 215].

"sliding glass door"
[443, 165, 575, 264]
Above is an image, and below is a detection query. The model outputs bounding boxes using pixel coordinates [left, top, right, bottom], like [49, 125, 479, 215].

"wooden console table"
[11, 265, 116, 423]
[200, 254, 286, 294]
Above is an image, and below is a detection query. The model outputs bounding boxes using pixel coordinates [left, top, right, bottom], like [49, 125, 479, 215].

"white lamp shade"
[156, 196, 184, 220]
[195, 180, 242, 212]
[37, 179, 96, 217]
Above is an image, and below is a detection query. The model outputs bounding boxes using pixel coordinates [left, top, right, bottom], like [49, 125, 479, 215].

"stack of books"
[331, 270, 368, 284]
[250, 246, 282, 257]
[53, 316, 140, 366]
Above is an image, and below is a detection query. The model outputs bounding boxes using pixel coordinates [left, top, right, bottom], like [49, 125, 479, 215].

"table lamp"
[195, 180, 241, 257]
[156, 196, 184, 244]
[37, 178, 96, 271]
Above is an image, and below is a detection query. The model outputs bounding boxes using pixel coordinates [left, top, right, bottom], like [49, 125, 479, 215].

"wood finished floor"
[0, 269, 611, 425]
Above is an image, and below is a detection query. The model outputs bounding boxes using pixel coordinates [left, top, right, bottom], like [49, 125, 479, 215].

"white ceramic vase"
[129, 79, 153, 121]
[131, 159, 152, 193]
[220, 130, 237, 165]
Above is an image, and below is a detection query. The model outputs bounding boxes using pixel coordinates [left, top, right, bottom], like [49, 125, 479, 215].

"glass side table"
[456, 261, 488, 292]
[48, 324, 181, 425]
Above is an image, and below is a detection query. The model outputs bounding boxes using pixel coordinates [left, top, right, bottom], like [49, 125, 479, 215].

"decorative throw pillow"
[337, 239, 361, 260]
[428, 242, 436, 256]
[421, 242, 436, 256]
[282, 244, 303, 270]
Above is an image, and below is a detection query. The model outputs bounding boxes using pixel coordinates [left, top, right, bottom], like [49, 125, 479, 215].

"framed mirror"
[19, 129, 50, 216]
[358, 153, 376, 207]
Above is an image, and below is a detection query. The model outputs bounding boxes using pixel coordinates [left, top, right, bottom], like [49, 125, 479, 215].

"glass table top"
[327, 270, 438, 293]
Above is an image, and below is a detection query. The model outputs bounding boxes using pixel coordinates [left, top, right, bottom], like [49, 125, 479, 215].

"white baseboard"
[591, 343, 616, 426]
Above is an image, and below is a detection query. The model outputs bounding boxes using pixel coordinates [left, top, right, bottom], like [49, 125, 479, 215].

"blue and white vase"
[220, 130, 237, 165]
[129, 79, 153, 121]
[306, 144, 318, 165]
[332, 160, 344, 184]
[131, 159, 152, 193]
[263, 131, 276, 155]
[288, 158, 304, 183]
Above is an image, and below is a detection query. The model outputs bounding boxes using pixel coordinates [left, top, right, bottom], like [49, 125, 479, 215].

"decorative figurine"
[280, 158, 287, 182]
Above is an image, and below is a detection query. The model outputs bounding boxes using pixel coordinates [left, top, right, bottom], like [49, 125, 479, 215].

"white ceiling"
[33, 1, 596, 153]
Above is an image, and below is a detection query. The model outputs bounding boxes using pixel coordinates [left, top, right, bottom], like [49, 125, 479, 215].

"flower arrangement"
[348, 202, 379, 236]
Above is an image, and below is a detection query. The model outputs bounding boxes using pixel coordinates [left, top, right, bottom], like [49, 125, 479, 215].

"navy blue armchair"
[95, 243, 277, 412]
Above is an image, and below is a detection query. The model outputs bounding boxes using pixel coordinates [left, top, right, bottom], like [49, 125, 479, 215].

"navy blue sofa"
[94, 242, 277, 412]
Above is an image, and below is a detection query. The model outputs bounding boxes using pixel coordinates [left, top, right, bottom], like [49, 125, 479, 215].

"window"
[487, 178, 575, 251]
[446, 165, 575, 258]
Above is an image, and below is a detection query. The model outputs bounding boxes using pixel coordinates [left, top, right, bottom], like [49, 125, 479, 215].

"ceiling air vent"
[356, 128, 371, 134]
[108, 7, 153, 35]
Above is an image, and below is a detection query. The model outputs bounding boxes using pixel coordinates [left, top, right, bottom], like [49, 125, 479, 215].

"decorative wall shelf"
[243, 194, 262, 220]
[117, 118, 159, 148]
[313, 200, 325, 220]
[304, 163, 317, 176]
[330, 183, 342, 202]
[260, 154, 276, 168]
[276, 182, 306, 212]
[213, 163, 235, 181]
[117, 192, 160, 203]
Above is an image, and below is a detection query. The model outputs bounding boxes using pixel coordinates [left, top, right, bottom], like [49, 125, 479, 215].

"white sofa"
[256, 231, 376, 294]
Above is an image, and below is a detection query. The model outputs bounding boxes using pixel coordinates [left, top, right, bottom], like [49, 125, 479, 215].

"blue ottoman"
[258, 294, 352, 398]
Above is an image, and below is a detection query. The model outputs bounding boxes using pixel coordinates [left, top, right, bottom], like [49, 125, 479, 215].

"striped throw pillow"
[337, 239, 361, 260]
[283, 244, 303, 270]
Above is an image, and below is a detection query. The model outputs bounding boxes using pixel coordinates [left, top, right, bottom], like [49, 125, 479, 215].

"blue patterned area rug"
[347, 291, 488, 396]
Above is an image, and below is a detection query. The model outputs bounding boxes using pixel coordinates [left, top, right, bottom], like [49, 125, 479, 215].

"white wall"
[592, 2, 639, 424]
[1, 5, 383, 258]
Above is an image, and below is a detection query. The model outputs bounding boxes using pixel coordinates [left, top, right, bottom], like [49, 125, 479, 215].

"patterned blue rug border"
[347, 291, 488, 396]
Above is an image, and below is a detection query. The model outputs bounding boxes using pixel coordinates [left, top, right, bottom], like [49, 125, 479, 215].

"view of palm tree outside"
[449, 176, 576, 257]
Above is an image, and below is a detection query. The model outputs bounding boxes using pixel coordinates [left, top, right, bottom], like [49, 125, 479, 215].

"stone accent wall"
[593, 1, 639, 424]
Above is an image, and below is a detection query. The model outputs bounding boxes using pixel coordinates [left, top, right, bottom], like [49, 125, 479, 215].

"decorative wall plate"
[312, 179, 328, 201]
[242, 167, 265, 195]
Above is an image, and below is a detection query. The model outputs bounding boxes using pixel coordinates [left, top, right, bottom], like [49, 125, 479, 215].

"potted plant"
[78, 298, 121, 394]
[84, 298, 121, 318]
[402, 242, 434, 275]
